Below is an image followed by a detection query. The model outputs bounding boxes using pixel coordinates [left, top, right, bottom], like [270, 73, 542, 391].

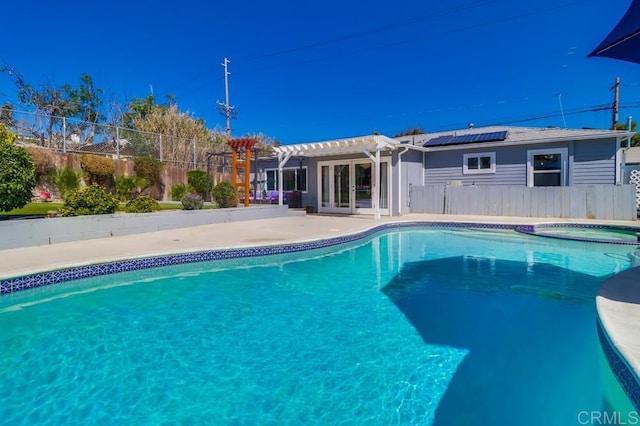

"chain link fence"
[3, 109, 233, 173]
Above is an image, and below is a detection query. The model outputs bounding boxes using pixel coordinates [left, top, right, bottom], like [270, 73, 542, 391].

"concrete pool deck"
[0, 212, 639, 404]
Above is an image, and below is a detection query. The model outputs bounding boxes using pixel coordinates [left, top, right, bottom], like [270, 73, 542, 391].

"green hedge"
[212, 181, 238, 208]
[59, 184, 119, 216]
[125, 195, 161, 213]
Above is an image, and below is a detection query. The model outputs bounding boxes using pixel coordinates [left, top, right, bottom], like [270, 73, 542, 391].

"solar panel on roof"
[423, 131, 508, 147]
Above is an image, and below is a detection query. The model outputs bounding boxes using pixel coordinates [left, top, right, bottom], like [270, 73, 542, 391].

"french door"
[318, 159, 389, 215]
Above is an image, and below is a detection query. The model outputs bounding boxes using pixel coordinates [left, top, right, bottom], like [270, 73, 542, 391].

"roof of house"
[74, 141, 136, 156]
[396, 126, 634, 151]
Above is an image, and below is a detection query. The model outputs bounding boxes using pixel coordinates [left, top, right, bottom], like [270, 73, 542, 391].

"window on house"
[265, 167, 308, 192]
[527, 148, 567, 187]
[463, 152, 496, 174]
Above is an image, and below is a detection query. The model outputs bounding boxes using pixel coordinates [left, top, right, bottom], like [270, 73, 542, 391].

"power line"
[246, 0, 496, 61]
[432, 102, 640, 130]
[164, 0, 588, 97]
[163, 1, 496, 96]
[259, 0, 588, 71]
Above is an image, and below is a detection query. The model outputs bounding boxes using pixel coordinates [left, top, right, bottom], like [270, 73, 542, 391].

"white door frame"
[317, 158, 391, 216]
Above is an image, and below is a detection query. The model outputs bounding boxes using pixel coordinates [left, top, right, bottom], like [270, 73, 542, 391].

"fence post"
[62, 117, 67, 153]
[116, 126, 120, 160]
[192, 139, 196, 169]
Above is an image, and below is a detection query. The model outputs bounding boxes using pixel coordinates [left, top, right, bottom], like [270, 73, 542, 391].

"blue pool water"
[0, 228, 638, 425]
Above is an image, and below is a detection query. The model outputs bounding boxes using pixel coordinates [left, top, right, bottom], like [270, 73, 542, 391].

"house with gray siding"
[256, 126, 634, 219]
[400, 126, 628, 187]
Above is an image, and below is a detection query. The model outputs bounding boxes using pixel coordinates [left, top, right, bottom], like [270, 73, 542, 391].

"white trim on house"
[316, 158, 392, 216]
[273, 135, 405, 157]
[462, 152, 496, 174]
[526, 147, 569, 187]
[616, 146, 622, 185]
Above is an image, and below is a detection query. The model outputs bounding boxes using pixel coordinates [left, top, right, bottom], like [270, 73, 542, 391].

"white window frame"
[463, 152, 496, 174]
[265, 166, 308, 193]
[526, 148, 568, 187]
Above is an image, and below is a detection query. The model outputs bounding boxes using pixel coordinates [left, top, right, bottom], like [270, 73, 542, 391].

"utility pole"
[216, 58, 236, 136]
[611, 76, 620, 129]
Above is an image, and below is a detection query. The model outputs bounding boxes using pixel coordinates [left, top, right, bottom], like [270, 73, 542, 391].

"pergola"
[272, 135, 406, 219]
[227, 137, 258, 207]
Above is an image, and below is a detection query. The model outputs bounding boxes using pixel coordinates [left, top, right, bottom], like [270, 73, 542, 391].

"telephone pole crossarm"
[216, 57, 237, 136]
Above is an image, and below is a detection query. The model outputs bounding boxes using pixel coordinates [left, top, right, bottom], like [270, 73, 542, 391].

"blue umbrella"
[589, 0, 640, 64]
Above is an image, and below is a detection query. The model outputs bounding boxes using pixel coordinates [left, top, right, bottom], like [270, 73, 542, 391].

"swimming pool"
[0, 226, 638, 425]
[519, 223, 640, 245]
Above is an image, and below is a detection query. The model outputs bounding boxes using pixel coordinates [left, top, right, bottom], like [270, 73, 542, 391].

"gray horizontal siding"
[573, 140, 616, 184]
[424, 146, 528, 186]
[425, 140, 619, 186]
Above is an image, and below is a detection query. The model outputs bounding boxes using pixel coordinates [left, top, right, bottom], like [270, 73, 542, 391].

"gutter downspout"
[621, 116, 633, 184]
[397, 147, 409, 216]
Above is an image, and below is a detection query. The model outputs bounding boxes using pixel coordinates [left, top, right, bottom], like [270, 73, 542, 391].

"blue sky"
[1, 0, 639, 144]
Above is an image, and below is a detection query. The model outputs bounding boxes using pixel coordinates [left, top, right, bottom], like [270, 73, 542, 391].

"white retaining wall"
[0, 205, 289, 250]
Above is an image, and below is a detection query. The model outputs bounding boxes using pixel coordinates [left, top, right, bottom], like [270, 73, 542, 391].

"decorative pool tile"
[516, 223, 640, 246]
[597, 318, 640, 410]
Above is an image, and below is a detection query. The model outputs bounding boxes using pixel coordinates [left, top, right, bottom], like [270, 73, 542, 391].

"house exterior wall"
[423, 138, 617, 186]
[392, 149, 423, 215]
[572, 139, 617, 184]
[305, 152, 394, 212]
[424, 144, 532, 186]
[252, 157, 318, 208]
[257, 152, 397, 212]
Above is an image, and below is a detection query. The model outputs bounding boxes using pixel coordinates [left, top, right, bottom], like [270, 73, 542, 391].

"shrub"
[50, 167, 81, 199]
[80, 154, 115, 186]
[125, 195, 160, 213]
[171, 183, 188, 201]
[187, 170, 212, 197]
[0, 125, 36, 212]
[115, 176, 137, 201]
[58, 184, 119, 216]
[25, 146, 55, 179]
[114, 175, 148, 201]
[212, 181, 238, 208]
[134, 157, 163, 189]
[181, 192, 204, 210]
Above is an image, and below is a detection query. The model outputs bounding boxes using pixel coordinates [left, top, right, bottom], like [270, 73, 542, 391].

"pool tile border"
[597, 318, 640, 410]
[516, 223, 640, 245]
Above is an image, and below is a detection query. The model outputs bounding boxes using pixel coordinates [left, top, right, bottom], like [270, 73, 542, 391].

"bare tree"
[130, 102, 228, 166]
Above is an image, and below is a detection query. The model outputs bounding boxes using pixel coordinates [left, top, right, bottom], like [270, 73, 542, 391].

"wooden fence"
[410, 184, 637, 220]
[37, 151, 231, 201]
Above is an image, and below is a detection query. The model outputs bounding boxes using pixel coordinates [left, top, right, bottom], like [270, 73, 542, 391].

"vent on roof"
[423, 131, 508, 147]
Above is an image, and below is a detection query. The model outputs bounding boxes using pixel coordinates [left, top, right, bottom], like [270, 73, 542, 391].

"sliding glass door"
[317, 159, 389, 215]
